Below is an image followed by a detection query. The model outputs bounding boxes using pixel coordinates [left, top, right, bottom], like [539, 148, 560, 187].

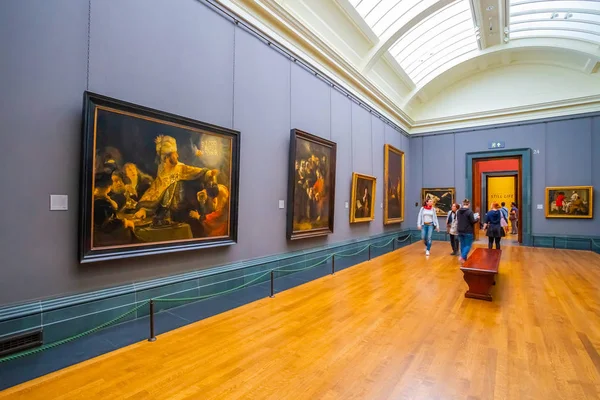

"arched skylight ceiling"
[347, 0, 480, 85]
[389, 0, 479, 85]
[343, 0, 600, 90]
[509, 0, 600, 45]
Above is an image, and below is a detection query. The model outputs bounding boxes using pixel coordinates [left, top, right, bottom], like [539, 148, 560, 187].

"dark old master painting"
[384, 144, 404, 225]
[80, 92, 240, 262]
[287, 129, 337, 240]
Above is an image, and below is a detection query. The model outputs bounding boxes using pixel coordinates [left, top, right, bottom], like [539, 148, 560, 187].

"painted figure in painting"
[92, 114, 232, 248]
[293, 144, 331, 231]
[350, 173, 376, 223]
[546, 186, 593, 218]
[421, 188, 455, 216]
[355, 181, 372, 219]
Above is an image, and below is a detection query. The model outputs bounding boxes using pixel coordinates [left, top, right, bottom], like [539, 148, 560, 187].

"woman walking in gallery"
[446, 203, 459, 256]
[484, 202, 505, 249]
[417, 198, 440, 256]
[510, 202, 518, 235]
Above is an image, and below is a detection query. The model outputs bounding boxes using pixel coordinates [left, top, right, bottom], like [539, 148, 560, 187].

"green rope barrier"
[0, 301, 148, 364]
[0, 233, 409, 363]
[335, 244, 371, 258]
[154, 270, 272, 303]
[369, 237, 396, 249]
[275, 255, 333, 274]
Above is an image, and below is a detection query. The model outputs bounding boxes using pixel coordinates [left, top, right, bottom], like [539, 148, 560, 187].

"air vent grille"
[0, 329, 43, 357]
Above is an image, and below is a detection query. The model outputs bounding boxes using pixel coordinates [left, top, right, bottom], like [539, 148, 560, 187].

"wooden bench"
[460, 248, 501, 301]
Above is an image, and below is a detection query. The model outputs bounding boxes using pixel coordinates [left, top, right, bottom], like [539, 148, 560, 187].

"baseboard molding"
[532, 235, 600, 253]
[0, 230, 412, 344]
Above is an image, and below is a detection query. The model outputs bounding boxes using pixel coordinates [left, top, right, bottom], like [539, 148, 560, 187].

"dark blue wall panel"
[330, 90, 353, 241]
[291, 64, 331, 139]
[593, 117, 600, 229]
[370, 116, 385, 234]
[89, 0, 235, 129]
[232, 29, 292, 259]
[351, 103, 373, 175]
[0, 0, 89, 302]
[423, 134, 455, 188]
[407, 137, 423, 226]
[545, 118, 592, 186]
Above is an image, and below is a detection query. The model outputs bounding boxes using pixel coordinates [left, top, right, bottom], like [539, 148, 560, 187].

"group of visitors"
[417, 198, 519, 264]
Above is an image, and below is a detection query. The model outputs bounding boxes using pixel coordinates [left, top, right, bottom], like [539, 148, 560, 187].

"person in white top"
[417, 198, 440, 256]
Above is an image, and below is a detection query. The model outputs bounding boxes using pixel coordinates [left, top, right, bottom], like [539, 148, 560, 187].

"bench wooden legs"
[462, 271, 496, 301]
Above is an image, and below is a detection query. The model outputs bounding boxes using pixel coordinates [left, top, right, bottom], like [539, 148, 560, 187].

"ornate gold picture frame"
[383, 144, 405, 224]
[545, 186, 593, 219]
[350, 172, 376, 223]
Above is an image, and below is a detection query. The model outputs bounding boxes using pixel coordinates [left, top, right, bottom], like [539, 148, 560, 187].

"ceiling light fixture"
[564, 12, 573, 19]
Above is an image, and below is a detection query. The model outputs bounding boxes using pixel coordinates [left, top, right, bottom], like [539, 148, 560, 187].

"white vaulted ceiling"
[217, 0, 600, 133]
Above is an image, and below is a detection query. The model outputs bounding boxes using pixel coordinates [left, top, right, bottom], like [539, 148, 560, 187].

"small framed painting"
[545, 186, 593, 219]
[350, 173, 376, 223]
[421, 188, 455, 217]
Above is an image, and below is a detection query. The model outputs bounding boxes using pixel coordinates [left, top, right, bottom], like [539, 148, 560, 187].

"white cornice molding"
[409, 94, 600, 133]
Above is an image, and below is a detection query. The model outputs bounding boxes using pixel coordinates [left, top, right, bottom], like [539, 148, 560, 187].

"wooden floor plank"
[1, 243, 599, 400]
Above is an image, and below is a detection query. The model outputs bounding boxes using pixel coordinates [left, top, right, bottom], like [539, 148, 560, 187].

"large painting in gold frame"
[79, 92, 240, 263]
[545, 186, 593, 219]
[350, 173, 376, 223]
[383, 144, 405, 224]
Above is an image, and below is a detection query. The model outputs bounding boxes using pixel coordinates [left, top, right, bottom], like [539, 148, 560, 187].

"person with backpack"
[446, 203, 459, 256]
[484, 202, 505, 249]
[457, 198, 479, 264]
[500, 202, 509, 234]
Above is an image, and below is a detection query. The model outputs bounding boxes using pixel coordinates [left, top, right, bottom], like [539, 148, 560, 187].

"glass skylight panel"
[348, 0, 441, 37]
[510, 29, 600, 44]
[412, 43, 478, 83]
[509, 0, 600, 44]
[389, 0, 478, 84]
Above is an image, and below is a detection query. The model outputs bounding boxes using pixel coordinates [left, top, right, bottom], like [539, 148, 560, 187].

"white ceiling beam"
[583, 58, 598, 74]
[360, 0, 456, 74]
[468, 0, 486, 49]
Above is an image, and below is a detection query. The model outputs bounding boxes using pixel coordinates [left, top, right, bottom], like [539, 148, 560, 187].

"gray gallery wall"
[407, 116, 600, 236]
[0, 0, 409, 306]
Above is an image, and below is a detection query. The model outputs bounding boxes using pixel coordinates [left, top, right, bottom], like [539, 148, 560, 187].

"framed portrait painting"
[287, 129, 337, 240]
[383, 144, 405, 224]
[545, 186, 593, 219]
[421, 188, 455, 216]
[350, 173, 376, 223]
[79, 92, 240, 263]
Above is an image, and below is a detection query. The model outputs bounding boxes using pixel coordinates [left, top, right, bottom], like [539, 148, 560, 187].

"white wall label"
[537, 204, 543, 209]
[345, 202, 349, 209]
[278, 200, 285, 209]
[533, 149, 540, 154]
[50, 195, 68, 211]
[380, 202, 383, 209]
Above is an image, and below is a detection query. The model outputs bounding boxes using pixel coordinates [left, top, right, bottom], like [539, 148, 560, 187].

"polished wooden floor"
[2, 243, 600, 400]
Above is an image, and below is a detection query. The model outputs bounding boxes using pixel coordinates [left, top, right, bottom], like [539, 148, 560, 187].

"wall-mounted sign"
[488, 141, 505, 149]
